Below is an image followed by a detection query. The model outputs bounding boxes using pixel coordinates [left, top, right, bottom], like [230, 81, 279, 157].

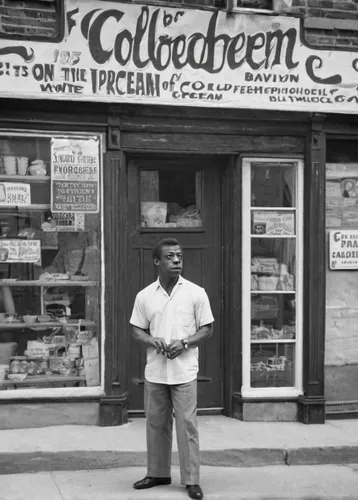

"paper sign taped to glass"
[0, 183, 31, 206]
[253, 211, 295, 236]
[0, 239, 41, 264]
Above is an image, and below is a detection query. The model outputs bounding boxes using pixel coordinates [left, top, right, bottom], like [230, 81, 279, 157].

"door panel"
[128, 155, 223, 410]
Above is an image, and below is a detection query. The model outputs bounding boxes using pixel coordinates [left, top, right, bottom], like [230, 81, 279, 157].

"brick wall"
[0, 0, 60, 40]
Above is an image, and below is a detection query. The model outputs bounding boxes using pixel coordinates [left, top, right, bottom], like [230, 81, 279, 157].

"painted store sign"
[0, 0, 358, 113]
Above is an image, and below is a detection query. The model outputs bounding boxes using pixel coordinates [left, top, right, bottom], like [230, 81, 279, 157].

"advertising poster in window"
[51, 137, 99, 213]
[326, 164, 358, 228]
[329, 230, 358, 270]
[252, 211, 295, 235]
[41, 213, 85, 232]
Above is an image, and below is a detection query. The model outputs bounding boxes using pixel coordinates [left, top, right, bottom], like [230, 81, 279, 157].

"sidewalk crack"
[50, 471, 65, 500]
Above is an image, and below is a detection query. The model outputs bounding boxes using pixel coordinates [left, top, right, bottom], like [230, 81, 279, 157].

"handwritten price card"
[0, 239, 41, 264]
[51, 137, 100, 213]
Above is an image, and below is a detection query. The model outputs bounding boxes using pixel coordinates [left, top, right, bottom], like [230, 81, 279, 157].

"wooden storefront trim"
[121, 133, 305, 154]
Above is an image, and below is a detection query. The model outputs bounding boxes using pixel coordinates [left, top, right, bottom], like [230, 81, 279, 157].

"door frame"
[126, 152, 227, 414]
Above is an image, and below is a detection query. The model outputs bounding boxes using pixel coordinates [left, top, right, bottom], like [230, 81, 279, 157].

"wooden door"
[128, 155, 223, 411]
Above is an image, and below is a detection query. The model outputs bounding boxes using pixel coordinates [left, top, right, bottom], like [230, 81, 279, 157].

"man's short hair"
[152, 238, 182, 260]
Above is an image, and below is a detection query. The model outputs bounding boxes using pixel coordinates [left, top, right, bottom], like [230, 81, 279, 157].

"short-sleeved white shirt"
[130, 276, 214, 385]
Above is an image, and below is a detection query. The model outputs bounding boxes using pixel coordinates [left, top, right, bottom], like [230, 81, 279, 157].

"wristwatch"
[181, 339, 189, 350]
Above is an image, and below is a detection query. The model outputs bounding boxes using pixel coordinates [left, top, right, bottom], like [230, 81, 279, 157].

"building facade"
[0, 0, 357, 428]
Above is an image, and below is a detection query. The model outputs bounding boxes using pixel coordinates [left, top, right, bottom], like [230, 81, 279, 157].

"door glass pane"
[251, 238, 296, 291]
[140, 169, 202, 228]
[246, 158, 299, 391]
[251, 343, 295, 388]
[251, 162, 296, 207]
[0, 133, 102, 391]
[251, 293, 296, 339]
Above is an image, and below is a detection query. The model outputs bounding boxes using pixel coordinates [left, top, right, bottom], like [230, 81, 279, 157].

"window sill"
[140, 227, 207, 233]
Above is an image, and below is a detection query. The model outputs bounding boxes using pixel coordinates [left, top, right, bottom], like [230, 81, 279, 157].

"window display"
[140, 169, 202, 228]
[0, 132, 101, 392]
[242, 158, 302, 394]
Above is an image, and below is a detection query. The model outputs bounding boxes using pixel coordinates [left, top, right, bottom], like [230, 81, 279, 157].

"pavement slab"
[2, 465, 358, 500]
[2, 416, 358, 454]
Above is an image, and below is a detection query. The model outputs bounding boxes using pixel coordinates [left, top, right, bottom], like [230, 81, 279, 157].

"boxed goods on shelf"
[251, 295, 278, 319]
[258, 276, 279, 290]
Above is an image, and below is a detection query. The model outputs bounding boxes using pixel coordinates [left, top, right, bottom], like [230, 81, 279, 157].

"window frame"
[0, 128, 105, 400]
[241, 156, 304, 399]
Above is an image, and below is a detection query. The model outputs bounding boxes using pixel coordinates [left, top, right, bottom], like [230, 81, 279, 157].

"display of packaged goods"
[141, 201, 167, 227]
[277, 273, 295, 291]
[251, 324, 296, 340]
[250, 356, 294, 387]
[76, 330, 94, 345]
[251, 274, 259, 290]
[251, 257, 279, 274]
[251, 296, 278, 320]
[258, 276, 279, 290]
[9, 357, 48, 376]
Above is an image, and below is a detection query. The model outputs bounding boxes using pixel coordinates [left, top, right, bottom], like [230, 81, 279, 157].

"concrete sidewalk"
[3, 465, 358, 499]
[1, 416, 358, 474]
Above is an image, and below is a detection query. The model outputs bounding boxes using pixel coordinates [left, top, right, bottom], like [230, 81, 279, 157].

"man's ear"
[154, 259, 159, 267]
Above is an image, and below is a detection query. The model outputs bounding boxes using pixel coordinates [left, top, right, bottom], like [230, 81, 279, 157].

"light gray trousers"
[144, 378, 200, 485]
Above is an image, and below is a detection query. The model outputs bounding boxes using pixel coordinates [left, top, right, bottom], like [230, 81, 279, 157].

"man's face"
[156, 245, 183, 278]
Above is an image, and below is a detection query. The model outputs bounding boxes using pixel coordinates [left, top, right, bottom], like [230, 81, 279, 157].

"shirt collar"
[155, 275, 184, 290]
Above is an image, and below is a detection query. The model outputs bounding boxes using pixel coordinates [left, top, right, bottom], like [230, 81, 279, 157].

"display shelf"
[251, 235, 296, 239]
[251, 290, 295, 294]
[0, 175, 50, 182]
[250, 207, 296, 211]
[0, 280, 98, 286]
[0, 320, 96, 330]
[0, 204, 51, 210]
[0, 375, 86, 387]
[250, 339, 296, 344]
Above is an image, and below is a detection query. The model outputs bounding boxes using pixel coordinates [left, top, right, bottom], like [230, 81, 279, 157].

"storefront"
[0, 1, 357, 427]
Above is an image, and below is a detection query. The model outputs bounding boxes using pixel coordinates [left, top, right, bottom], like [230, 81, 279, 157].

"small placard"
[0, 183, 31, 206]
[42, 213, 85, 232]
[0, 239, 41, 264]
[253, 211, 295, 236]
[329, 230, 358, 270]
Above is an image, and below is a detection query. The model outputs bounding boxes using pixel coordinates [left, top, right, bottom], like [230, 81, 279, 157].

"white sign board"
[329, 230, 358, 270]
[51, 137, 100, 213]
[0, 239, 41, 264]
[0, 183, 31, 206]
[253, 211, 295, 235]
[0, 1, 358, 113]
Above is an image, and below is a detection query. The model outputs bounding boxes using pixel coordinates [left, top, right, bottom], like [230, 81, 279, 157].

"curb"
[1, 446, 358, 475]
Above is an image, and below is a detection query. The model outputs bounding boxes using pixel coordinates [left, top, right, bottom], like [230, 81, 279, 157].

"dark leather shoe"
[133, 476, 171, 489]
[186, 484, 204, 499]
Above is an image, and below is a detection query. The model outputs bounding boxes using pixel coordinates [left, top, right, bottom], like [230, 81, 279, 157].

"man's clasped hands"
[152, 336, 184, 360]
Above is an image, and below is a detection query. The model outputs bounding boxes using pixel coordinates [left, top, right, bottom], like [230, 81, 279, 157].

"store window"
[242, 158, 303, 395]
[0, 0, 64, 42]
[0, 132, 102, 392]
[325, 139, 358, 401]
[140, 169, 202, 228]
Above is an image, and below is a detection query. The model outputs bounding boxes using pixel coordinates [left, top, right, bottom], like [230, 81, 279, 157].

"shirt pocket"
[175, 305, 194, 328]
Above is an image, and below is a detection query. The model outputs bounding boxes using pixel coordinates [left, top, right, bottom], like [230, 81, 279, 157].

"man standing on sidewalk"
[130, 238, 214, 500]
